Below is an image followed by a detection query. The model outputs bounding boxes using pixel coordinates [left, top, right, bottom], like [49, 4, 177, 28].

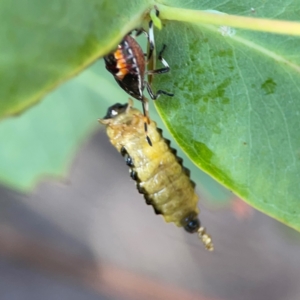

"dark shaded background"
[0, 128, 300, 300]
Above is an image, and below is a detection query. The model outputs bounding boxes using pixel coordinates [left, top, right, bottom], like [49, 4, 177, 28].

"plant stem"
[157, 4, 300, 36]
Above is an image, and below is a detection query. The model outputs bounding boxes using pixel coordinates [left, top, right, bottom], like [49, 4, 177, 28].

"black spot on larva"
[136, 183, 146, 194]
[152, 206, 162, 215]
[120, 146, 127, 157]
[144, 194, 153, 205]
[130, 169, 138, 180]
[182, 167, 190, 177]
[190, 180, 196, 189]
[156, 128, 163, 135]
[170, 147, 177, 155]
[124, 153, 134, 167]
[176, 156, 183, 164]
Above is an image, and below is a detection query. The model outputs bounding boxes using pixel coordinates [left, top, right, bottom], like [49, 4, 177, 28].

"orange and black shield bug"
[99, 99, 214, 251]
[103, 8, 173, 145]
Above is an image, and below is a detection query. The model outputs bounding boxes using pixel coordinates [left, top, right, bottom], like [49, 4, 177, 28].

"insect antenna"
[145, 44, 174, 99]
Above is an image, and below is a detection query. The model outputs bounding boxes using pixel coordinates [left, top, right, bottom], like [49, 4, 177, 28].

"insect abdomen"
[104, 35, 144, 100]
[110, 114, 199, 227]
[133, 145, 199, 226]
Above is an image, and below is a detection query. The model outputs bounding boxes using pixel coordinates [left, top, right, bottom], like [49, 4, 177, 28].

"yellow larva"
[99, 99, 213, 251]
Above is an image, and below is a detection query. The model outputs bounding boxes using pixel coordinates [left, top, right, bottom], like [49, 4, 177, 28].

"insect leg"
[141, 97, 152, 146]
[147, 7, 159, 60]
[135, 28, 148, 38]
[145, 81, 174, 100]
[135, 7, 158, 61]
[147, 44, 171, 75]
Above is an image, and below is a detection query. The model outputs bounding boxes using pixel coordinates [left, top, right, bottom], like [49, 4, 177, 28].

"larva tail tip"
[198, 227, 214, 251]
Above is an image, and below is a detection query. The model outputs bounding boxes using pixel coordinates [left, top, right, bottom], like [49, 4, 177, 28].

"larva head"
[99, 99, 141, 126]
[101, 102, 128, 121]
[99, 99, 146, 150]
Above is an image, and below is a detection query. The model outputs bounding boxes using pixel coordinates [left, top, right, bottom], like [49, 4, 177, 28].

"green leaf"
[152, 3, 300, 230]
[0, 0, 150, 118]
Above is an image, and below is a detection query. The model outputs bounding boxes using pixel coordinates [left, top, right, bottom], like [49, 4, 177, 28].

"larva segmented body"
[99, 99, 213, 251]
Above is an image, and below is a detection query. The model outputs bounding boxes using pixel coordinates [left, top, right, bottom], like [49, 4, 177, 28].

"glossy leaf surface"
[153, 2, 300, 230]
